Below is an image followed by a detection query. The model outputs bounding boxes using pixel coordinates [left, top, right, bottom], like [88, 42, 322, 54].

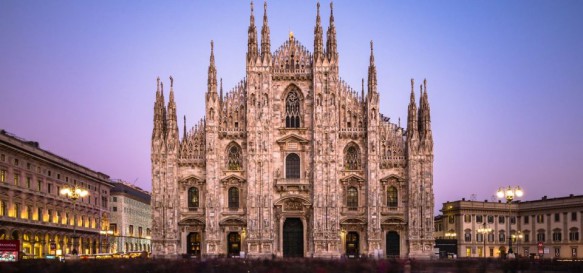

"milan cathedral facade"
[151, 2, 434, 259]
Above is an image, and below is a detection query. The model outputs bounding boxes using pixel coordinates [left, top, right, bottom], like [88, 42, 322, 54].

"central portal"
[283, 218, 303, 257]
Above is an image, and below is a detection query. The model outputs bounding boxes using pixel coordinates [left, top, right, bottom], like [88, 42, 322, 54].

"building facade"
[109, 180, 152, 253]
[435, 195, 583, 259]
[0, 129, 113, 257]
[151, 2, 435, 258]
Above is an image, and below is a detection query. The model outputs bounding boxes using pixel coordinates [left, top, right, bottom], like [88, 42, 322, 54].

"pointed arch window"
[344, 145, 361, 170]
[188, 187, 199, 209]
[285, 90, 301, 128]
[285, 153, 300, 179]
[228, 187, 239, 209]
[387, 186, 398, 207]
[227, 144, 242, 170]
[347, 187, 358, 209]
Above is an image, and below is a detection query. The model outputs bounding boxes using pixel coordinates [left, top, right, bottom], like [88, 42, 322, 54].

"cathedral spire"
[418, 79, 432, 138]
[407, 79, 418, 141]
[219, 78, 223, 101]
[247, 1, 259, 62]
[208, 40, 217, 94]
[367, 40, 377, 95]
[314, 2, 324, 62]
[183, 115, 187, 141]
[167, 76, 178, 144]
[261, 1, 271, 60]
[326, 1, 338, 61]
[361, 78, 365, 103]
[152, 77, 166, 141]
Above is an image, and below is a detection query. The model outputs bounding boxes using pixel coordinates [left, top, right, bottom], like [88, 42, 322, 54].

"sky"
[1, 0, 582, 213]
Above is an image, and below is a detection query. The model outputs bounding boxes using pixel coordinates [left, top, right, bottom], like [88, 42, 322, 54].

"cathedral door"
[345, 232, 359, 258]
[386, 231, 400, 257]
[187, 232, 201, 257]
[283, 218, 303, 257]
[227, 232, 241, 257]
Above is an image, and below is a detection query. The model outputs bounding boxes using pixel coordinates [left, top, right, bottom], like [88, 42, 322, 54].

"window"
[26, 177, 31, 188]
[188, 187, 199, 208]
[37, 180, 42, 191]
[112, 197, 117, 202]
[499, 231, 505, 243]
[14, 203, 21, 218]
[488, 233, 494, 242]
[36, 207, 42, 221]
[536, 214, 544, 223]
[227, 144, 242, 170]
[344, 145, 360, 170]
[285, 90, 301, 128]
[0, 170, 5, 182]
[14, 158, 19, 166]
[554, 213, 560, 222]
[510, 216, 516, 224]
[464, 230, 472, 242]
[524, 215, 529, 224]
[347, 187, 358, 209]
[146, 228, 151, 236]
[476, 233, 483, 242]
[572, 212, 578, 221]
[129, 225, 134, 236]
[499, 216, 505, 224]
[138, 227, 143, 238]
[387, 186, 398, 207]
[537, 230, 546, 242]
[553, 229, 562, 242]
[285, 153, 300, 178]
[110, 224, 118, 234]
[14, 173, 20, 186]
[112, 207, 117, 212]
[487, 216, 494, 223]
[0, 200, 6, 216]
[464, 215, 471, 223]
[524, 232, 530, 243]
[476, 215, 483, 223]
[102, 196, 108, 208]
[448, 215, 454, 224]
[26, 206, 32, 220]
[0, 154, 4, 161]
[48, 209, 53, 222]
[48, 184, 52, 194]
[228, 187, 239, 209]
[569, 228, 579, 241]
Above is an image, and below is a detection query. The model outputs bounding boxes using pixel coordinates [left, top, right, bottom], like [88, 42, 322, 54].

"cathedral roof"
[272, 37, 312, 80]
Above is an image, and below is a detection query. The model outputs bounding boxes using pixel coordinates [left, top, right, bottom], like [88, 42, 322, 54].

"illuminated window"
[14, 174, 20, 186]
[347, 187, 358, 209]
[387, 186, 398, 207]
[188, 187, 199, 208]
[0, 170, 5, 182]
[0, 200, 6, 216]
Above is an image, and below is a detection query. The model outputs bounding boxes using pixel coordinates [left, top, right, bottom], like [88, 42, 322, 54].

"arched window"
[347, 187, 358, 209]
[285, 153, 300, 179]
[188, 187, 199, 209]
[344, 145, 360, 170]
[387, 186, 398, 207]
[227, 144, 242, 170]
[228, 187, 239, 209]
[285, 90, 301, 128]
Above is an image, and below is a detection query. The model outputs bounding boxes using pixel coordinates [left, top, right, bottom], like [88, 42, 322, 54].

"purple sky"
[1, 1, 582, 212]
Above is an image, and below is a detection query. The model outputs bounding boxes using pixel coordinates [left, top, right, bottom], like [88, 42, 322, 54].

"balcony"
[274, 178, 310, 192]
[341, 206, 366, 216]
[339, 127, 366, 139]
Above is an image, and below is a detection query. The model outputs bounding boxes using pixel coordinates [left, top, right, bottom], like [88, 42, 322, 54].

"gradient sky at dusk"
[1, 0, 582, 212]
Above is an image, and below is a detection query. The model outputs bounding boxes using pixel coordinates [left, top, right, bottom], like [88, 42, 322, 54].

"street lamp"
[100, 230, 114, 253]
[477, 222, 492, 258]
[512, 231, 523, 257]
[445, 231, 457, 239]
[60, 184, 89, 255]
[496, 186, 523, 257]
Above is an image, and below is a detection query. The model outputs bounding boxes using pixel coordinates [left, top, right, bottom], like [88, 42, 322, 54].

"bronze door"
[227, 232, 241, 257]
[386, 231, 400, 257]
[346, 232, 359, 258]
[283, 218, 303, 257]
[187, 232, 201, 257]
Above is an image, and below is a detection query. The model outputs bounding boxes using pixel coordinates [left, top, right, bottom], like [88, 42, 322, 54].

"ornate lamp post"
[444, 231, 457, 239]
[100, 230, 114, 253]
[477, 222, 492, 258]
[512, 231, 523, 257]
[496, 186, 523, 257]
[60, 185, 88, 255]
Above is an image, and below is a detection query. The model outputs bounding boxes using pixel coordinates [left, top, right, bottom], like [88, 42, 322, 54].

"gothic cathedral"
[151, 2, 434, 259]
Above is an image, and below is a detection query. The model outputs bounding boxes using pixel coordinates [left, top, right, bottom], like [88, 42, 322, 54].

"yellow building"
[0, 130, 113, 258]
[435, 195, 582, 259]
